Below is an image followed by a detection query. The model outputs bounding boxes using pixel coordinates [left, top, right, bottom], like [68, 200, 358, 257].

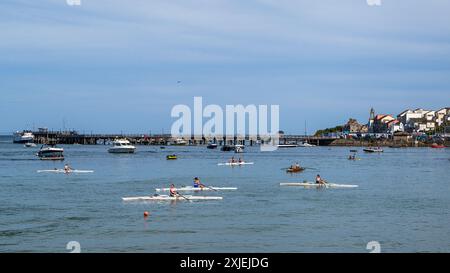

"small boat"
[24, 142, 37, 148]
[234, 145, 244, 153]
[286, 167, 305, 173]
[431, 143, 446, 149]
[37, 169, 94, 174]
[218, 161, 253, 166]
[155, 186, 237, 192]
[122, 195, 223, 202]
[280, 182, 358, 188]
[13, 131, 34, 144]
[166, 155, 177, 160]
[277, 144, 298, 148]
[160, 146, 166, 149]
[298, 142, 316, 147]
[207, 143, 218, 149]
[37, 145, 64, 160]
[363, 147, 384, 153]
[173, 138, 188, 146]
[108, 139, 136, 154]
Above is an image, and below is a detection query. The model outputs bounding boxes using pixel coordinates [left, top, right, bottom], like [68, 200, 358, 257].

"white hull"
[280, 182, 358, 188]
[218, 162, 254, 166]
[122, 195, 223, 202]
[277, 144, 298, 148]
[13, 132, 34, 143]
[24, 143, 37, 148]
[298, 143, 316, 147]
[156, 186, 237, 192]
[108, 147, 136, 153]
[37, 169, 94, 174]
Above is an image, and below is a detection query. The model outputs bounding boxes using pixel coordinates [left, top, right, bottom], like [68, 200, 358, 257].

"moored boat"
[207, 143, 218, 149]
[13, 131, 34, 144]
[24, 142, 37, 148]
[37, 145, 64, 160]
[108, 139, 136, 154]
[363, 147, 384, 153]
[431, 143, 446, 148]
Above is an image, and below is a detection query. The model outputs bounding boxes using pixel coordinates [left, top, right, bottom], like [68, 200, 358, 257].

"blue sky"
[1, 0, 450, 134]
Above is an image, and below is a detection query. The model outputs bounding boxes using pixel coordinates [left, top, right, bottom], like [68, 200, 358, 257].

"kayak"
[37, 169, 94, 174]
[156, 186, 237, 192]
[280, 182, 358, 188]
[218, 162, 254, 166]
[122, 195, 223, 202]
[166, 155, 177, 160]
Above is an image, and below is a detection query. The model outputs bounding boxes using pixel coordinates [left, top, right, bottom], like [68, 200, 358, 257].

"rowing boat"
[286, 167, 305, 173]
[122, 195, 223, 202]
[280, 182, 358, 188]
[156, 186, 237, 192]
[37, 169, 94, 174]
[218, 162, 254, 166]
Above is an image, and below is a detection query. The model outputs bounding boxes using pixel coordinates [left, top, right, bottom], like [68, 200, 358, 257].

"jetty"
[30, 130, 338, 146]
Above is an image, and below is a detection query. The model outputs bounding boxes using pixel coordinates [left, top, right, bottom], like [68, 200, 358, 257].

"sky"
[1, 0, 450, 134]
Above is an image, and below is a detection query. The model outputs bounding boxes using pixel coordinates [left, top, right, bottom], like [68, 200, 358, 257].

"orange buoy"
[144, 211, 150, 217]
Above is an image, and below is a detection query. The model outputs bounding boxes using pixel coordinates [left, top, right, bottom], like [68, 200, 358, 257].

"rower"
[169, 184, 178, 197]
[193, 177, 204, 189]
[231, 157, 236, 163]
[316, 174, 326, 185]
[64, 164, 72, 173]
[295, 162, 301, 169]
[238, 158, 242, 163]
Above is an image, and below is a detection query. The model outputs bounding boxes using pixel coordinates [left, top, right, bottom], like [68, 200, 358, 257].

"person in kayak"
[316, 174, 326, 185]
[169, 184, 178, 197]
[193, 177, 204, 189]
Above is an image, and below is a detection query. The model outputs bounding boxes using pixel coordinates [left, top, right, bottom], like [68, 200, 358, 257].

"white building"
[397, 108, 436, 132]
[435, 108, 450, 126]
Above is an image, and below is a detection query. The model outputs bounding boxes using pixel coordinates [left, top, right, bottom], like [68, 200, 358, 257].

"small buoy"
[144, 211, 150, 217]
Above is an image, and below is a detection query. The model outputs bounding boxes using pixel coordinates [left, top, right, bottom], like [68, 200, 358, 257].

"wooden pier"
[32, 130, 338, 146]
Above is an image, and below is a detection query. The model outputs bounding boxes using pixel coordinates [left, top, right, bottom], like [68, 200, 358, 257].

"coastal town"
[314, 107, 450, 147]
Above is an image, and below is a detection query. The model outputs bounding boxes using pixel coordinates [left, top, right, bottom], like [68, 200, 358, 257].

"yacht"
[108, 139, 136, 154]
[37, 145, 64, 160]
[13, 131, 34, 144]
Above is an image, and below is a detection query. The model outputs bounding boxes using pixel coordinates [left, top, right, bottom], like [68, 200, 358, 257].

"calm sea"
[0, 135, 449, 253]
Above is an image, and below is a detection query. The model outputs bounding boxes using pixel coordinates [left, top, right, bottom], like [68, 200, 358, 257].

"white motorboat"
[24, 143, 37, 148]
[108, 139, 136, 154]
[298, 142, 316, 147]
[37, 145, 64, 160]
[13, 131, 34, 144]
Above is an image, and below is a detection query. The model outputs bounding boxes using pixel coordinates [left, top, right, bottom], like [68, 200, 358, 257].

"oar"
[200, 184, 218, 192]
[176, 192, 190, 201]
[303, 167, 319, 171]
